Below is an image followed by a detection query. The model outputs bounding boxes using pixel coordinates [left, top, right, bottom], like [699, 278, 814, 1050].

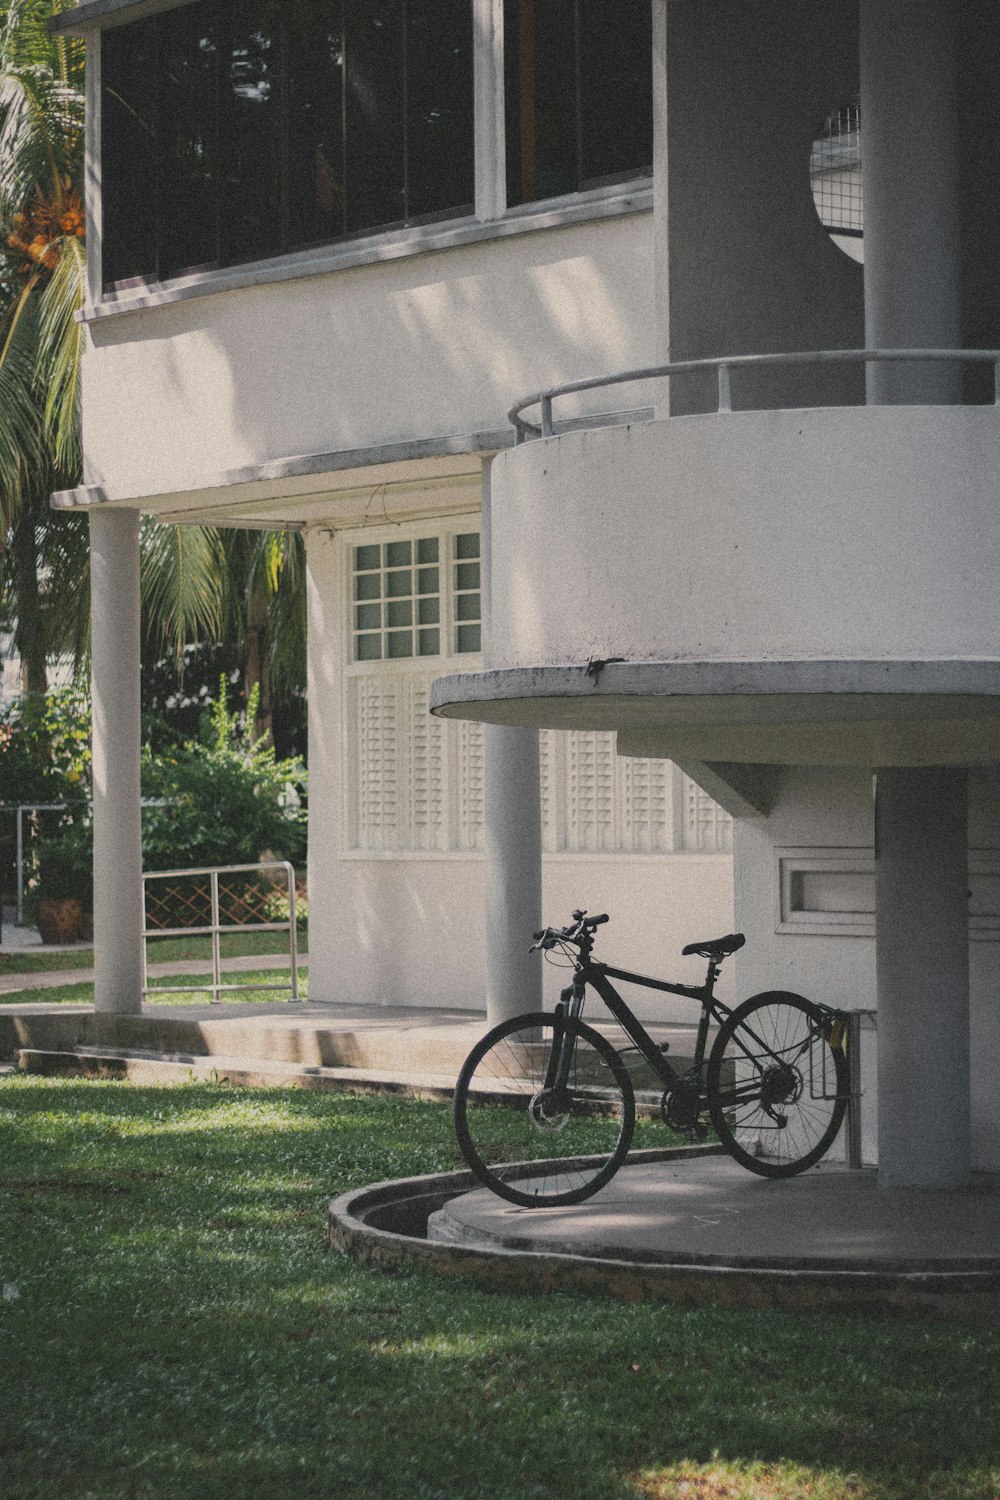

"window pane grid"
[352, 532, 480, 662]
[453, 532, 481, 655]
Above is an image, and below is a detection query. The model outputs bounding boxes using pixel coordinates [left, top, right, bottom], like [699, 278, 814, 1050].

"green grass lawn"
[0, 967, 309, 1006]
[0, 929, 308, 978]
[1, 1078, 998, 1500]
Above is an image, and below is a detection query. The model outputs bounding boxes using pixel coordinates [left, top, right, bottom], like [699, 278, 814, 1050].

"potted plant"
[32, 823, 93, 944]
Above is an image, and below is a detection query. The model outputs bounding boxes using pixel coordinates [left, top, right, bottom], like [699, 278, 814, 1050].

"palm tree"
[221, 529, 306, 745]
[0, 1, 305, 717]
[0, 0, 86, 692]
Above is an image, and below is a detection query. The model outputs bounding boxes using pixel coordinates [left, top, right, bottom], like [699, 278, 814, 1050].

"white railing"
[509, 347, 1000, 443]
[141, 860, 302, 1005]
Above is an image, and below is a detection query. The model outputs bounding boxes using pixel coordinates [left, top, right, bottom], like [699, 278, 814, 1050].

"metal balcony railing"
[509, 348, 1000, 444]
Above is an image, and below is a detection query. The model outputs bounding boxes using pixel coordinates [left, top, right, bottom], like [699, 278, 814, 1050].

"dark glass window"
[101, 0, 474, 289]
[222, 1, 284, 266]
[159, 3, 221, 278]
[504, 0, 652, 207]
[101, 22, 159, 288]
[345, 0, 406, 234]
[287, 0, 344, 250]
[406, 0, 475, 221]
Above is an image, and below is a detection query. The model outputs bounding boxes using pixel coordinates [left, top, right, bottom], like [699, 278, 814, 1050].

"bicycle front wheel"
[707, 992, 848, 1178]
[453, 1012, 635, 1207]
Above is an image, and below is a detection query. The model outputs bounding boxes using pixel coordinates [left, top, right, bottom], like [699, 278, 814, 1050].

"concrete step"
[0, 1008, 487, 1073]
[1, 1006, 704, 1078]
[14, 1047, 459, 1101]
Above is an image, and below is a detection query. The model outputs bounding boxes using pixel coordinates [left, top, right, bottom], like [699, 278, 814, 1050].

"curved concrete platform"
[328, 1150, 1000, 1322]
[429, 1155, 1000, 1271]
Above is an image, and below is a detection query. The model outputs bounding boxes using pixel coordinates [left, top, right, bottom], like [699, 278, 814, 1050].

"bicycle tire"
[453, 1011, 636, 1207]
[706, 991, 848, 1178]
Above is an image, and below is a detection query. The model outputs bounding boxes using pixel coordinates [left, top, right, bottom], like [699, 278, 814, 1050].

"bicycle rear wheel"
[453, 1012, 635, 1207]
[707, 992, 848, 1178]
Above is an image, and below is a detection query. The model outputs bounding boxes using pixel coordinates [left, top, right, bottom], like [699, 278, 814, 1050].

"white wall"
[81, 213, 653, 500]
[306, 524, 734, 1024]
[489, 405, 1000, 671]
[733, 766, 1000, 1169]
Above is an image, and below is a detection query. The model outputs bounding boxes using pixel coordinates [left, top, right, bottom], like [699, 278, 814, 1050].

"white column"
[90, 508, 144, 1015]
[484, 726, 542, 1023]
[860, 0, 961, 404]
[480, 457, 542, 1025]
[875, 768, 970, 1188]
[473, 0, 506, 221]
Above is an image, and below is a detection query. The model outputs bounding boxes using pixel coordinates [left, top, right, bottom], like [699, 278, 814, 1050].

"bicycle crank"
[661, 1078, 706, 1138]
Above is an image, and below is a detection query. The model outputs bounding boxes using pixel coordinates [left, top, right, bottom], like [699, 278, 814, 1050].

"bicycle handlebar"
[531, 910, 609, 951]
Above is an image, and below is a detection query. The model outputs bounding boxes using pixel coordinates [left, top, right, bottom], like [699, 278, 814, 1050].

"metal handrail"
[508, 347, 1000, 443]
[0, 798, 171, 927]
[141, 860, 301, 1005]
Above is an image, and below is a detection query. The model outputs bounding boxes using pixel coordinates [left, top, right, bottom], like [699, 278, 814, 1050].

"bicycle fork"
[541, 982, 585, 1096]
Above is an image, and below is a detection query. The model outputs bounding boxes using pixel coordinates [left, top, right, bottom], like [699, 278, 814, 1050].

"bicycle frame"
[547, 952, 733, 1101]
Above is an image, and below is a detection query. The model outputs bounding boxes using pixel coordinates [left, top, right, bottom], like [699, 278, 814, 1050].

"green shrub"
[0, 686, 92, 806]
[141, 680, 307, 874]
[32, 819, 94, 908]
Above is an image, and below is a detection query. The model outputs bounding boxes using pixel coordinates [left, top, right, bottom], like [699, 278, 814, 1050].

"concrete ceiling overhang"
[49, 0, 196, 34]
[429, 659, 1000, 767]
[50, 433, 508, 530]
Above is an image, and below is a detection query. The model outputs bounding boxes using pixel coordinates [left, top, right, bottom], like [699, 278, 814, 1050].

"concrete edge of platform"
[12, 1047, 459, 1101]
[327, 1153, 1000, 1323]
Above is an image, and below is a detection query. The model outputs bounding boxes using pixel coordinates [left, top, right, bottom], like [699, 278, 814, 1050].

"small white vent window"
[453, 533, 482, 655]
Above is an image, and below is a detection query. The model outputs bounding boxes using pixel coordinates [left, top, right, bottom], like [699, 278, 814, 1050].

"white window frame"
[341, 517, 485, 859]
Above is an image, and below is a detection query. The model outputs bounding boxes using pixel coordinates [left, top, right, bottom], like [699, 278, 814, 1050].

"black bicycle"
[453, 909, 849, 1207]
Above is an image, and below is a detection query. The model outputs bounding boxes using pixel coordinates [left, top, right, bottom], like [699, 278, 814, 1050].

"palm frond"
[36, 502, 89, 665]
[0, 278, 42, 535]
[266, 532, 306, 698]
[140, 521, 227, 667]
[0, 0, 84, 211]
[36, 228, 84, 471]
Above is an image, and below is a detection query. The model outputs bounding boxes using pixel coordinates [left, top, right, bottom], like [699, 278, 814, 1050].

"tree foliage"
[0, 0, 87, 691]
[141, 678, 307, 873]
[0, 2, 306, 724]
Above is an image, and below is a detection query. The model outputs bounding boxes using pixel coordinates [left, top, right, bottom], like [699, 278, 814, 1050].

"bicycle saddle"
[681, 933, 746, 960]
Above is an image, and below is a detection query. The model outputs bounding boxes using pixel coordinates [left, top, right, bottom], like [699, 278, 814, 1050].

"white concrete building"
[54, 0, 734, 1032]
[55, 0, 1000, 1188]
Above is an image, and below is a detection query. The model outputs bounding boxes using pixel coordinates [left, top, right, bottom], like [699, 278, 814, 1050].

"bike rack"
[845, 1010, 876, 1169]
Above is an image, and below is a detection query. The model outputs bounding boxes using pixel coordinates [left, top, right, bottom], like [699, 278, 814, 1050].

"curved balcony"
[432, 351, 1000, 766]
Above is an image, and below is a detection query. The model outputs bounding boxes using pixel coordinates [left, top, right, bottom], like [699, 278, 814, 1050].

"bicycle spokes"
[707, 993, 848, 1177]
[453, 1014, 635, 1208]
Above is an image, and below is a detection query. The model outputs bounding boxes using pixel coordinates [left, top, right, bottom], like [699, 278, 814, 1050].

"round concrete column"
[90, 508, 144, 1015]
[860, 0, 961, 405]
[480, 457, 542, 1025]
[484, 725, 543, 1023]
[875, 768, 970, 1188]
